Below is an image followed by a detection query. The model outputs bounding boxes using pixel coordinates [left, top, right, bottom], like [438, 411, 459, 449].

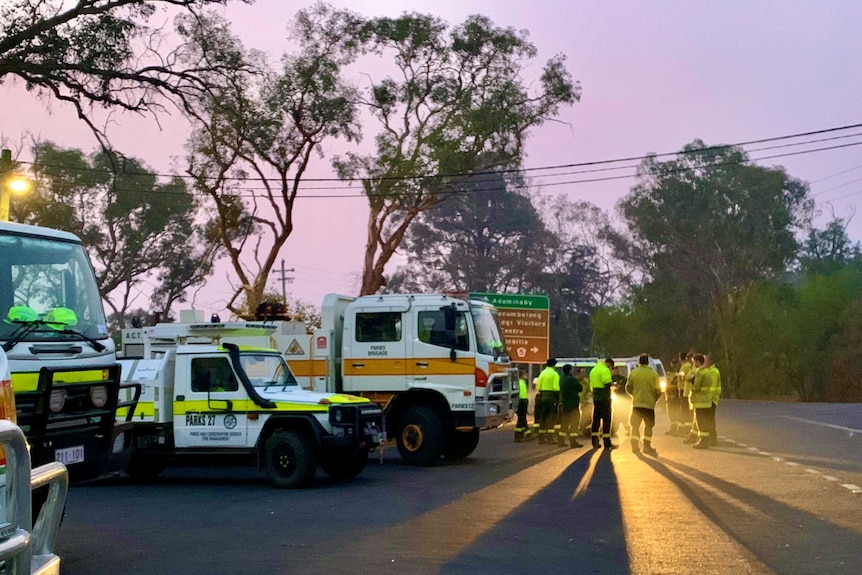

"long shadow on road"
[439, 448, 630, 575]
[638, 453, 862, 575]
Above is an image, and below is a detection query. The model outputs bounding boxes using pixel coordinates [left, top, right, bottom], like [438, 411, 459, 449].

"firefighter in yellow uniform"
[678, 352, 695, 438]
[689, 353, 713, 448]
[535, 358, 560, 445]
[625, 353, 662, 456]
[514, 370, 534, 442]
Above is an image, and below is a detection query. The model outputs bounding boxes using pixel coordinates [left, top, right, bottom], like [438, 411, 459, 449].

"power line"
[52, 137, 861, 200]
[16, 121, 862, 186]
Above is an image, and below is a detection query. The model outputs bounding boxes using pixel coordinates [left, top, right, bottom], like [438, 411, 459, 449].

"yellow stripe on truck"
[11, 369, 111, 392]
[288, 359, 327, 377]
[342, 357, 475, 377]
[173, 399, 330, 414]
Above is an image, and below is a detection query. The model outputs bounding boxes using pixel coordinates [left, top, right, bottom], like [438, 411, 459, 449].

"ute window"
[191, 357, 239, 392]
[355, 312, 402, 343]
[417, 310, 469, 351]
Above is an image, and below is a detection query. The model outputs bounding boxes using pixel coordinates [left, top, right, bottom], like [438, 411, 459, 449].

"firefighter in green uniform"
[535, 358, 560, 445]
[558, 364, 584, 448]
[689, 353, 713, 448]
[514, 369, 534, 442]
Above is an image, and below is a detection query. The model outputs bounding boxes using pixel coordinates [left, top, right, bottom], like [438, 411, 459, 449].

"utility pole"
[272, 259, 295, 303]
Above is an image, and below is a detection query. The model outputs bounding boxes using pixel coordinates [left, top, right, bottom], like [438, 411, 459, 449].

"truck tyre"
[264, 430, 318, 488]
[396, 406, 444, 467]
[444, 428, 480, 460]
[320, 448, 369, 480]
[125, 452, 167, 481]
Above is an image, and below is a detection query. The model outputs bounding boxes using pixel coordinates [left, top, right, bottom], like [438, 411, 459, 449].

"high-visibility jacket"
[625, 365, 661, 409]
[536, 366, 560, 393]
[689, 366, 712, 408]
[589, 361, 612, 401]
[680, 360, 694, 397]
[705, 365, 722, 405]
[518, 378, 529, 400]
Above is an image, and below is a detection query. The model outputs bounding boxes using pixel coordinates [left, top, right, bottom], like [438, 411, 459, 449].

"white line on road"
[823, 476, 840, 482]
[758, 451, 770, 456]
[780, 415, 862, 434]
[786, 461, 800, 467]
[804, 469, 820, 474]
[840, 484, 862, 493]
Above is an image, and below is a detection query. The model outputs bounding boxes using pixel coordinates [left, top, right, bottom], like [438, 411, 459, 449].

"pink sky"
[2, 1, 861, 316]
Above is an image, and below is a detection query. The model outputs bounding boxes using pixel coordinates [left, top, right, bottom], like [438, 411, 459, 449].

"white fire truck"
[218, 293, 519, 467]
[118, 322, 385, 488]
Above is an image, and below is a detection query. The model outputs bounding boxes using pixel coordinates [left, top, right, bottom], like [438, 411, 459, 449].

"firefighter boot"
[569, 436, 584, 449]
[557, 433, 568, 447]
[514, 429, 524, 443]
[591, 434, 601, 449]
[630, 438, 640, 454]
[643, 440, 658, 456]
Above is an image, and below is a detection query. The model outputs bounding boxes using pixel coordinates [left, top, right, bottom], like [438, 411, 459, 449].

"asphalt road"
[57, 400, 862, 574]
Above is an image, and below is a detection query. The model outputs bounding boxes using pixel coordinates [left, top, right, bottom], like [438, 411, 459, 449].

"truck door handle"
[414, 376, 427, 381]
[415, 362, 428, 367]
[352, 363, 365, 368]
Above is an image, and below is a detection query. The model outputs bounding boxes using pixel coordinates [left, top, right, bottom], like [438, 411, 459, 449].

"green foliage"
[612, 140, 814, 396]
[334, 11, 580, 295]
[21, 142, 219, 325]
[181, 6, 363, 314]
[0, 0, 251, 144]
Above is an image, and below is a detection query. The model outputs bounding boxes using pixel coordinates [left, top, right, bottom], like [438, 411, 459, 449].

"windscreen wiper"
[54, 327, 106, 352]
[2, 321, 43, 352]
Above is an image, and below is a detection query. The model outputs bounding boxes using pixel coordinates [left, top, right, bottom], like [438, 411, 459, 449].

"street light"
[0, 149, 31, 222]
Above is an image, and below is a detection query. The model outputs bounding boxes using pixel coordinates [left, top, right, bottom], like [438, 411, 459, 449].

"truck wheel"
[396, 406, 444, 467]
[320, 448, 369, 480]
[125, 452, 167, 481]
[264, 430, 318, 489]
[444, 428, 480, 460]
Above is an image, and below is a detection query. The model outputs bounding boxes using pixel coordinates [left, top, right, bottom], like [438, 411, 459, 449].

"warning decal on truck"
[285, 339, 305, 355]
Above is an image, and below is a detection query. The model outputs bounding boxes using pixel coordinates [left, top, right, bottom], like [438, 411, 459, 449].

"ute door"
[412, 307, 474, 394]
[341, 309, 407, 392]
[174, 355, 248, 448]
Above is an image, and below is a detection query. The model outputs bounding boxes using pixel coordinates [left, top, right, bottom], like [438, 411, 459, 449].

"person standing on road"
[626, 353, 663, 456]
[664, 356, 682, 436]
[535, 358, 561, 445]
[679, 352, 696, 439]
[590, 358, 617, 450]
[689, 353, 714, 449]
[558, 364, 584, 448]
[577, 367, 593, 437]
[704, 354, 722, 446]
[514, 369, 534, 442]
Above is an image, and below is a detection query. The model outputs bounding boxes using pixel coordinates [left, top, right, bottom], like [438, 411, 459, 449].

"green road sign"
[469, 293, 549, 310]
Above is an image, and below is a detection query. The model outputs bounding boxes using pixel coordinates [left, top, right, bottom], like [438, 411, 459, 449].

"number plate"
[55, 445, 85, 465]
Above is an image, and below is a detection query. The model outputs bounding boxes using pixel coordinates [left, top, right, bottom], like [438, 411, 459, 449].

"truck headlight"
[329, 406, 355, 426]
[90, 385, 109, 408]
[49, 389, 67, 413]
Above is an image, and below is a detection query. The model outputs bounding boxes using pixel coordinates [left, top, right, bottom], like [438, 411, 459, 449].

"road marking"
[804, 469, 819, 474]
[771, 456, 783, 462]
[757, 451, 770, 456]
[823, 476, 840, 482]
[840, 484, 862, 493]
[786, 461, 800, 467]
[747, 447, 759, 451]
[780, 415, 862, 434]
[737, 443, 748, 447]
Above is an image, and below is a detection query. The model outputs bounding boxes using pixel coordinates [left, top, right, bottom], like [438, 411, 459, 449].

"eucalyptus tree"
[334, 13, 580, 295]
